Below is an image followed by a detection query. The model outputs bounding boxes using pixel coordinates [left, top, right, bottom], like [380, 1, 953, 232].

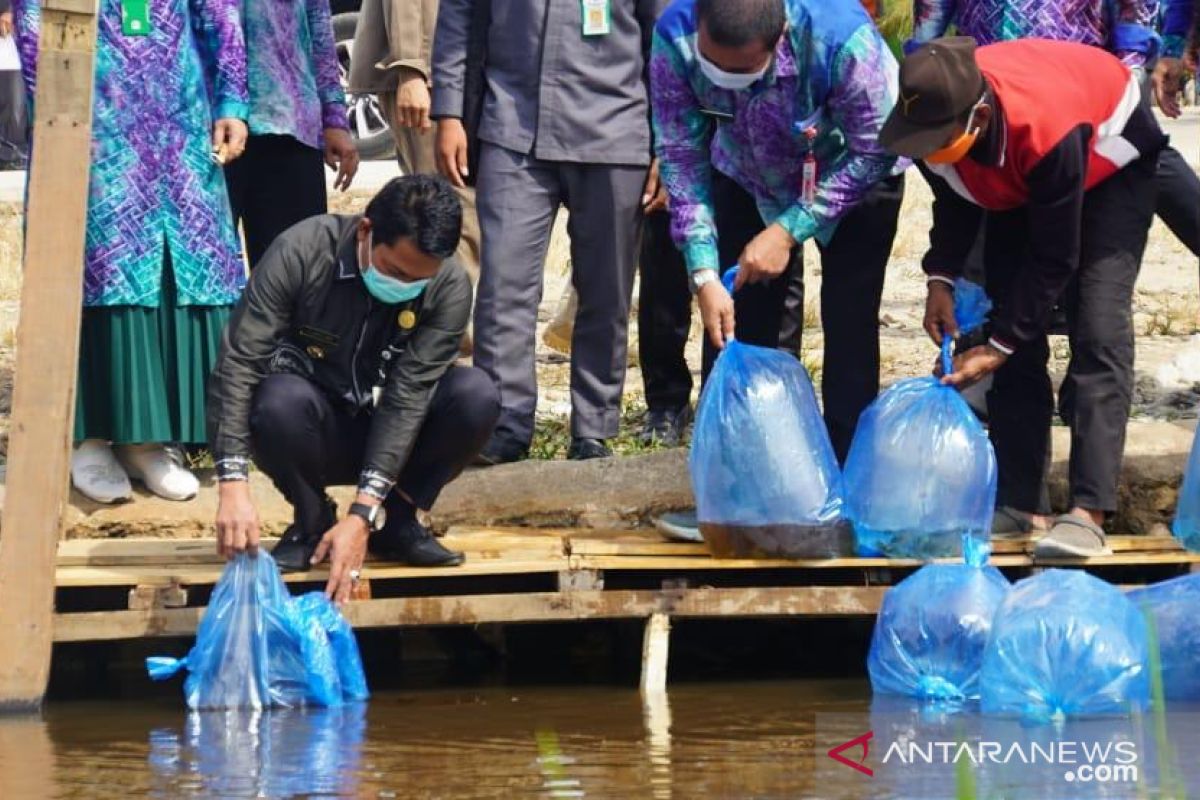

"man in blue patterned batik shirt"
[651, 0, 904, 463]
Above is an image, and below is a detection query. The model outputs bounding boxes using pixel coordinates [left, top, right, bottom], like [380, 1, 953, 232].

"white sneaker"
[71, 440, 133, 504]
[116, 444, 200, 501]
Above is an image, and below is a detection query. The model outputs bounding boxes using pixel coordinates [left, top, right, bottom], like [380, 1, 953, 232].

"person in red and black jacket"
[880, 37, 1166, 558]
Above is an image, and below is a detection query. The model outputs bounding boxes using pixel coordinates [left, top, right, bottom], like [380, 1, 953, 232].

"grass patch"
[1141, 301, 1199, 337]
[529, 395, 675, 460]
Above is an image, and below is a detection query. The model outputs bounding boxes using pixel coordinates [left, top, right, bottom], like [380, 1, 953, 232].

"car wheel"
[333, 12, 396, 162]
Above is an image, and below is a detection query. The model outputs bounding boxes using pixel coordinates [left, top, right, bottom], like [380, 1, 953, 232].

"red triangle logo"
[827, 731, 874, 777]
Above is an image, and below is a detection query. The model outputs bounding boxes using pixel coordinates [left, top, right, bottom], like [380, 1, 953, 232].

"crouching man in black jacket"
[208, 176, 499, 600]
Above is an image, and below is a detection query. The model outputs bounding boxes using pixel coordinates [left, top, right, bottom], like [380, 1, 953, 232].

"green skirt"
[74, 263, 231, 446]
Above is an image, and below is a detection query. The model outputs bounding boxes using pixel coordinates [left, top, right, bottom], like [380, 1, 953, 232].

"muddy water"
[0, 680, 866, 798]
[2, 680, 1199, 798]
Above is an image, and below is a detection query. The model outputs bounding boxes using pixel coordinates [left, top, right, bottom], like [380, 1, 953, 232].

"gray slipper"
[1033, 514, 1112, 558]
[992, 506, 1041, 538]
[655, 510, 703, 543]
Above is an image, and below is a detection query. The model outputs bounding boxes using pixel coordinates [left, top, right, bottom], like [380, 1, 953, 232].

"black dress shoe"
[474, 436, 529, 466]
[567, 437, 613, 460]
[271, 496, 337, 573]
[639, 404, 694, 447]
[369, 518, 465, 567]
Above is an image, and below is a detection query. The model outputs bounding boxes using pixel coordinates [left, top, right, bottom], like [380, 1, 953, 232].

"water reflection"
[25, 681, 1200, 798]
[0, 714, 56, 799]
[643, 690, 673, 800]
[147, 705, 366, 798]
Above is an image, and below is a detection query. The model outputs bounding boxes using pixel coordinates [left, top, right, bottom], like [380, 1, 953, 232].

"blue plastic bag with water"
[843, 279, 996, 562]
[690, 270, 849, 558]
[146, 553, 369, 710]
[1171, 430, 1200, 552]
[1129, 573, 1200, 701]
[980, 570, 1150, 721]
[868, 563, 1010, 701]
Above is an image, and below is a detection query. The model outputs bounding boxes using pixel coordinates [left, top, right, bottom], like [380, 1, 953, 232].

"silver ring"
[348, 569, 362, 583]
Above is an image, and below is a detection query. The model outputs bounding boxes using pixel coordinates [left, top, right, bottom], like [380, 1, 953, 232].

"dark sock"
[387, 494, 418, 526]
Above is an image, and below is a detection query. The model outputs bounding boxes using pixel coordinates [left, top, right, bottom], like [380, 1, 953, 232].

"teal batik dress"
[15, 0, 250, 445]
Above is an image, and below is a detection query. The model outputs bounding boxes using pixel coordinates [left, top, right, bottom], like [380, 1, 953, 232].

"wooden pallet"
[51, 529, 1199, 647]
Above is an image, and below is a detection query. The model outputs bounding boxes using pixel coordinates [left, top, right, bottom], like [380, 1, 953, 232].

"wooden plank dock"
[51, 529, 1200, 645]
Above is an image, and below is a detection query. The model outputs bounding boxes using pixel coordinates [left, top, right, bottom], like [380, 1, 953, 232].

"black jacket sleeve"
[988, 125, 1089, 351]
[920, 161, 985, 283]
[206, 238, 302, 479]
[356, 264, 472, 499]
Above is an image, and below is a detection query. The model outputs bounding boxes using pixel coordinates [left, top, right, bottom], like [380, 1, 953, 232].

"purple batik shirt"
[243, 0, 348, 149]
[910, 0, 1160, 68]
[650, 0, 900, 274]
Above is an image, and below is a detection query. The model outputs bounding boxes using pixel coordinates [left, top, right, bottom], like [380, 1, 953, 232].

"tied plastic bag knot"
[147, 552, 369, 710]
[690, 338, 852, 558]
[915, 675, 966, 702]
[844, 279, 997, 563]
[869, 563, 1010, 701]
[146, 655, 187, 681]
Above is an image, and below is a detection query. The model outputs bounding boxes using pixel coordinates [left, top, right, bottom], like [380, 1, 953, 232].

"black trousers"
[1156, 146, 1200, 258]
[226, 134, 328, 269]
[985, 155, 1157, 515]
[638, 209, 693, 411]
[249, 367, 500, 538]
[1136, 68, 1200, 258]
[700, 172, 905, 462]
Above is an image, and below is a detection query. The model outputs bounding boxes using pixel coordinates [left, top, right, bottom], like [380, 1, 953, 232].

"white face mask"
[697, 48, 769, 91]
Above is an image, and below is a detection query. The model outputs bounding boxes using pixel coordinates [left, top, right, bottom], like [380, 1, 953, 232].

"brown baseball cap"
[879, 37, 986, 159]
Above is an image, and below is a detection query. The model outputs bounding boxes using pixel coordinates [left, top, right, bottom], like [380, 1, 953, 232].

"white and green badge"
[122, 0, 152, 37]
[581, 0, 611, 36]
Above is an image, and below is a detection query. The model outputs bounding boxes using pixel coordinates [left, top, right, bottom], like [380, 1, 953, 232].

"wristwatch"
[690, 268, 719, 295]
[348, 502, 387, 533]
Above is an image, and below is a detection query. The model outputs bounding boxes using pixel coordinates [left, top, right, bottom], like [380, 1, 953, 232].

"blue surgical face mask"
[360, 234, 429, 304]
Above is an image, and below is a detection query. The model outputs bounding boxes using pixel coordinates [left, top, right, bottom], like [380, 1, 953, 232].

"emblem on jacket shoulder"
[306, 344, 326, 359]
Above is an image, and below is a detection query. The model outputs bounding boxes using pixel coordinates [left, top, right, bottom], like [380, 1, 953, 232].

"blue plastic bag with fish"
[1129, 573, 1200, 701]
[980, 570, 1149, 721]
[690, 268, 850, 558]
[843, 279, 996, 562]
[869, 563, 1010, 701]
[1171, 431, 1200, 552]
[146, 552, 369, 710]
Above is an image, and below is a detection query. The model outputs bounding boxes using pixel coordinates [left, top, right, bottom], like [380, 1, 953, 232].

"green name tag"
[581, 0, 611, 36]
[122, 0, 152, 37]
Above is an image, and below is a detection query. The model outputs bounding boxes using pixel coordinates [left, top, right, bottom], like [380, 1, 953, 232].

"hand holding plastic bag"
[690, 331, 850, 558]
[844, 280, 996, 562]
[147, 553, 369, 710]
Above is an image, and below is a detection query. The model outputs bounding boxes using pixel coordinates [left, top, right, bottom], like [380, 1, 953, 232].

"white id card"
[582, 0, 611, 36]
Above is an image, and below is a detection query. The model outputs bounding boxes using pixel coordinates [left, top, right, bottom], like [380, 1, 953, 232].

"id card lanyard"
[122, 0, 152, 36]
[582, 0, 611, 36]
[799, 125, 818, 207]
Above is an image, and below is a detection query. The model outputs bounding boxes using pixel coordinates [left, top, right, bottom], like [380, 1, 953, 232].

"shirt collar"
[761, 31, 798, 87]
[336, 216, 363, 281]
